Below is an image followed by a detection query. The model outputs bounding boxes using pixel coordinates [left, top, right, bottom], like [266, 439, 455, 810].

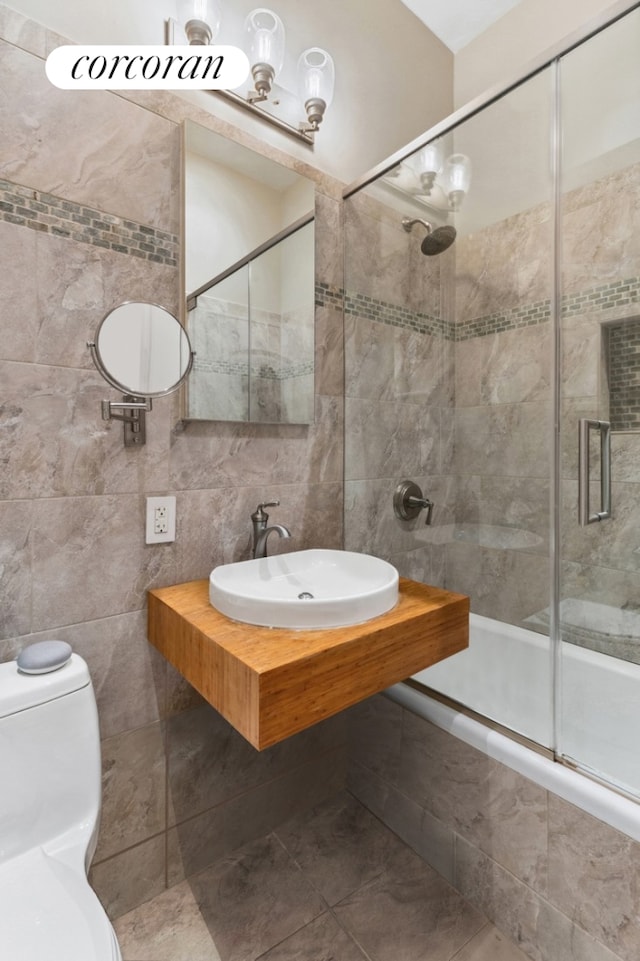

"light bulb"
[297, 48, 335, 129]
[244, 8, 285, 95]
[445, 153, 471, 208]
[413, 139, 444, 193]
[177, 0, 221, 45]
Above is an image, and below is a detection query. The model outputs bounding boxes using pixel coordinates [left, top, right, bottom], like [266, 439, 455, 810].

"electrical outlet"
[154, 506, 168, 534]
[146, 496, 176, 544]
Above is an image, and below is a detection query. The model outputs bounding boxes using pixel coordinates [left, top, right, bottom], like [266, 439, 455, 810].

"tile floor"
[114, 792, 530, 961]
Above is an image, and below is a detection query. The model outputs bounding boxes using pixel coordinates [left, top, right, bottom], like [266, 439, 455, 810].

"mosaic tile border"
[563, 276, 640, 318]
[0, 178, 178, 266]
[315, 282, 344, 310]
[342, 275, 640, 343]
[456, 276, 640, 341]
[455, 297, 551, 342]
[194, 360, 248, 376]
[343, 289, 452, 340]
[256, 362, 314, 380]
[194, 359, 313, 380]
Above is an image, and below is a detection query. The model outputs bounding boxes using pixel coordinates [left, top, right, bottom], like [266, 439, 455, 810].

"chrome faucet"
[251, 501, 292, 558]
[254, 524, 292, 559]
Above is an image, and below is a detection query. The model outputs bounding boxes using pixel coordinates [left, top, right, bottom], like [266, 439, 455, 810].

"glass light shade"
[297, 48, 335, 108]
[177, 0, 222, 43]
[412, 138, 444, 193]
[244, 8, 285, 76]
[415, 139, 444, 177]
[445, 153, 472, 196]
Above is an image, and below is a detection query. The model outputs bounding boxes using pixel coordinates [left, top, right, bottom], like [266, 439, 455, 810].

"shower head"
[421, 224, 457, 256]
[401, 217, 457, 256]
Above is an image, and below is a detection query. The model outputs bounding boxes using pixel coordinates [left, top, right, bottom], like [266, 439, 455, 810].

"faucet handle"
[251, 500, 280, 522]
[407, 495, 434, 525]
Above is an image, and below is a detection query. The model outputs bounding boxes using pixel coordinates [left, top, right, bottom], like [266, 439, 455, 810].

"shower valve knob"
[408, 496, 434, 525]
[393, 480, 434, 525]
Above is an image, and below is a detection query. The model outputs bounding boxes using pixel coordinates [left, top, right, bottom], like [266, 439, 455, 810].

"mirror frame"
[90, 301, 194, 399]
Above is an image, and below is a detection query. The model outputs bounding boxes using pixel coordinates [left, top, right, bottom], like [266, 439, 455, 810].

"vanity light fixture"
[168, 4, 335, 145]
[386, 139, 472, 212]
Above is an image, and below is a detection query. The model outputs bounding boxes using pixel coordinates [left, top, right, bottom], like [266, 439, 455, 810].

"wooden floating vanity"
[147, 578, 469, 750]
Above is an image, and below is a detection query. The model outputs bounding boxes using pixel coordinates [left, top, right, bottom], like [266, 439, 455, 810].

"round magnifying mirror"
[90, 302, 193, 397]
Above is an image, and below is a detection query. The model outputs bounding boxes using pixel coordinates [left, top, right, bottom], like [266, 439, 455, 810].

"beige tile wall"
[0, 5, 347, 917]
[343, 189, 454, 586]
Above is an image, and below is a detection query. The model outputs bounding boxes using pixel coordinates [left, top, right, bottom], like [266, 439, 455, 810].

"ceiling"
[400, 0, 524, 52]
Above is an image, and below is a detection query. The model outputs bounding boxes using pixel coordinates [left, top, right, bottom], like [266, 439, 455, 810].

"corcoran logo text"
[46, 45, 249, 90]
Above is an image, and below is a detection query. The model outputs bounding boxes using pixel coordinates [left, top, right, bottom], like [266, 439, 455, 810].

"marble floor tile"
[113, 879, 220, 961]
[254, 912, 369, 961]
[451, 923, 531, 960]
[332, 843, 486, 961]
[113, 793, 531, 961]
[187, 833, 326, 961]
[275, 792, 408, 905]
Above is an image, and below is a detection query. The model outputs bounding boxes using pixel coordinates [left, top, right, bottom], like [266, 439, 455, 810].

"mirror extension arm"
[98, 392, 152, 448]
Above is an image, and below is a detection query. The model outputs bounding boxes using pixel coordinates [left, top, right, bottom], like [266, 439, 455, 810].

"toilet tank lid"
[0, 654, 91, 720]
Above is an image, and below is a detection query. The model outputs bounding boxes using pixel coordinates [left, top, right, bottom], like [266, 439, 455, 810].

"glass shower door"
[558, 6, 640, 795]
[343, 64, 557, 749]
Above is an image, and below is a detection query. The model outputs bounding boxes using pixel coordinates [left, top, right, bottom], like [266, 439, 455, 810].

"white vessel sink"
[209, 549, 399, 629]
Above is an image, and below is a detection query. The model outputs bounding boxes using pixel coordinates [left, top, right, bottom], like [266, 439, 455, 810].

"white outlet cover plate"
[146, 495, 176, 544]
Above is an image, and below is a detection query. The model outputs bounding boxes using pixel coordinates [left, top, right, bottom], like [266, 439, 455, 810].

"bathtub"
[386, 612, 640, 843]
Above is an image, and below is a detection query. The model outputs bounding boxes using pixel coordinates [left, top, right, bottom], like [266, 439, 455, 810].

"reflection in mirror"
[249, 221, 315, 423]
[187, 220, 315, 423]
[92, 302, 193, 397]
[182, 120, 316, 424]
[189, 268, 250, 421]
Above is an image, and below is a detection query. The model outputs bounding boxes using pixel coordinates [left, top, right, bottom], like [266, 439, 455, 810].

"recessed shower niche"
[604, 316, 640, 431]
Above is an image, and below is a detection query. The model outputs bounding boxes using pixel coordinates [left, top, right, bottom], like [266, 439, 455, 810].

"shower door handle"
[578, 418, 611, 525]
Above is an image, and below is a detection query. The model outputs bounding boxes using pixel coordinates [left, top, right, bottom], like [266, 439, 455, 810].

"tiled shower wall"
[0, 5, 346, 918]
[560, 162, 640, 629]
[344, 161, 640, 636]
[450, 200, 554, 628]
[450, 160, 640, 634]
[343, 188, 455, 587]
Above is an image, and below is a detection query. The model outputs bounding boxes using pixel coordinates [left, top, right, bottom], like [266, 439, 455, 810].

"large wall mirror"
[182, 120, 316, 424]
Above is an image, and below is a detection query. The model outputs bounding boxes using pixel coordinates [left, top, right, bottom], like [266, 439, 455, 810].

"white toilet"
[0, 644, 123, 960]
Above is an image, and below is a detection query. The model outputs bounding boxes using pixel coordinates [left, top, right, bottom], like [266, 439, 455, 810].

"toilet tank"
[0, 654, 102, 867]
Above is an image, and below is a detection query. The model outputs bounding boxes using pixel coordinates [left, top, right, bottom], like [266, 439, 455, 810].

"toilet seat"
[0, 846, 121, 961]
